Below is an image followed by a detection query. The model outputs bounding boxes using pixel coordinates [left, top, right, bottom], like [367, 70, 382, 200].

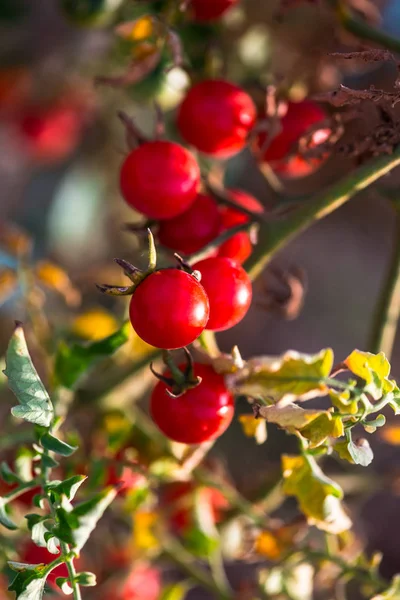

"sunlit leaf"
[299, 413, 344, 448]
[258, 403, 330, 430]
[54, 322, 130, 389]
[40, 433, 77, 457]
[8, 562, 48, 600]
[282, 454, 351, 534]
[238, 414, 267, 444]
[347, 437, 373, 467]
[4, 324, 54, 427]
[344, 350, 393, 400]
[69, 487, 117, 552]
[0, 497, 17, 530]
[35, 261, 80, 307]
[230, 349, 334, 404]
[329, 389, 358, 415]
[372, 575, 400, 599]
[160, 582, 191, 600]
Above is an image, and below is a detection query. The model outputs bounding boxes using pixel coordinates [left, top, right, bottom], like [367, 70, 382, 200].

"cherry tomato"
[158, 193, 221, 255]
[103, 564, 161, 600]
[217, 189, 264, 264]
[160, 481, 228, 533]
[17, 104, 84, 165]
[193, 257, 252, 331]
[177, 80, 256, 157]
[19, 541, 80, 590]
[150, 363, 234, 444]
[255, 100, 330, 178]
[120, 141, 200, 219]
[189, 0, 237, 21]
[129, 269, 209, 349]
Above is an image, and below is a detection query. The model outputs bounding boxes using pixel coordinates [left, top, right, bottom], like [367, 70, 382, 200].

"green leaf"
[68, 487, 117, 552]
[74, 572, 96, 587]
[282, 454, 351, 534]
[44, 533, 60, 555]
[0, 497, 17, 530]
[15, 447, 35, 482]
[54, 322, 130, 389]
[344, 350, 393, 400]
[41, 454, 59, 469]
[55, 475, 87, 501]
[4, 324, 54, 427]
[55, 578, 73, 595]
[160, 582, 191, 600]
[0, 461, 20, 484]
[372, 575, 400, 599]
[231, 349, 334, 403]
[347, 436, 373, 467]
[40, 433, 77, 457]
[8, 563, 48, 600]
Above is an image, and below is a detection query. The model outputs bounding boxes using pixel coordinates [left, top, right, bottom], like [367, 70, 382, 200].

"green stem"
[188, 223, 253, 265]
[369, 212, 400, 358]
[163, 537, 234, 600]
[245, 150, 400, 281]
[62, 543, 82, 600]
[336, 2, 400, 54]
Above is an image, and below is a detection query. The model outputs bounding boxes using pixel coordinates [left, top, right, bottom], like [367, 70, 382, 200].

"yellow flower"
[72, 308, 118, 341]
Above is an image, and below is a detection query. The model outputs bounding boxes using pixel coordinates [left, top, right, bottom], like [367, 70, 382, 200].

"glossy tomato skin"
[193, 257, 252, 331]
[129, 269, 209, 349]
[158, 193, 221, 255]
[255, 100, 329, 178]
[189, 0, 237, 21]
[120, 141, 200, 220]
[217, 189, 264, 264]
[151, 363, 234, 444]
[177, 80, 256, 158]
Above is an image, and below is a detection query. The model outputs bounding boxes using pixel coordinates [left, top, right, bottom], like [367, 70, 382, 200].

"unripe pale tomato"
[177, 80, 256, 157]
[150, 363, 234, 444]
[120, 141, 200, 219]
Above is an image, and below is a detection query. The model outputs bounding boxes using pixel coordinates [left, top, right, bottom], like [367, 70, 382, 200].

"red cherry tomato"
[177, 80, 256, 158]
[129, 269, 209, 349]
[17, 101, 88, 165]
[19, 540, 81, 591]
[120, 141, 200, 219]
[217, 189, 264, 264]
[158, 193, 221, 255]
[160, 481, 229, 533]
[103, 564, 161, 600]
[189, 0, 237, 21]
[255, 100, 330, 178]
[150, 363, 234, 444]
[193, 257, 252, 331]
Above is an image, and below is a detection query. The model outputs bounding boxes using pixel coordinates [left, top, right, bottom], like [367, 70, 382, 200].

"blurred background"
[2, 0, 400, 595]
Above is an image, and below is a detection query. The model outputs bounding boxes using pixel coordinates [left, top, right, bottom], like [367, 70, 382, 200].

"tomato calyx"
[150, 348, 201, 397]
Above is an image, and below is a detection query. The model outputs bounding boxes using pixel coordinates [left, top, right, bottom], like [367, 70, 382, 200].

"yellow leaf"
[132, 511, 160, 554]
[238, 415, 267, 444]
[36, 261, 80, 306]
[299, 413, 344, 448]
[344, 349, 393, 400]
[258, 404, 329, 430]
[380, 424, 400, 445]
[231, 348, 334, 404]
[255, 531, 283, 560]
[0, 268, 18, 304]
[72, 308, 118, 341]
[329, 389, 358, 415]
[116, 16, 157, 42]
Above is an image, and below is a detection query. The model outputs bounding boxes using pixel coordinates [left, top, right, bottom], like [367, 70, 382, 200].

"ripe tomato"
[177, 80, 256, 158]
[150, 363, 234, 444]
[16, 103, 86, 165]
[189, 0, 237, 21]
[217, 189, 264, 264]
[19, 541, 81, 591]
[120, 141, 200, 219]
[103, 564, 161, 600]
[160, 481, 229, 533]
[255, 100, 330, 178]
[129, 269, 209, 349]
[193, 257, 252, 331]
[158, 193, 221, 255]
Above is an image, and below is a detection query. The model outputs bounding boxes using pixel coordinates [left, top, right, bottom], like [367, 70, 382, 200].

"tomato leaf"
[54, 322, 130, 389]
[4, 324, 54, 427]
[8, 562, 49, 600]
[40, 433, 77, 457]
[344, 350, 394, 400]
[230, 349, 334, 404]
[0, 497, 17, 530]
[347, 436, 374, 467]
[68, 487, 117, 552]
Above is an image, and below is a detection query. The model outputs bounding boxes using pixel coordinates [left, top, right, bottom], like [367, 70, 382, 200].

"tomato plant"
[189, 0, 238, 22]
